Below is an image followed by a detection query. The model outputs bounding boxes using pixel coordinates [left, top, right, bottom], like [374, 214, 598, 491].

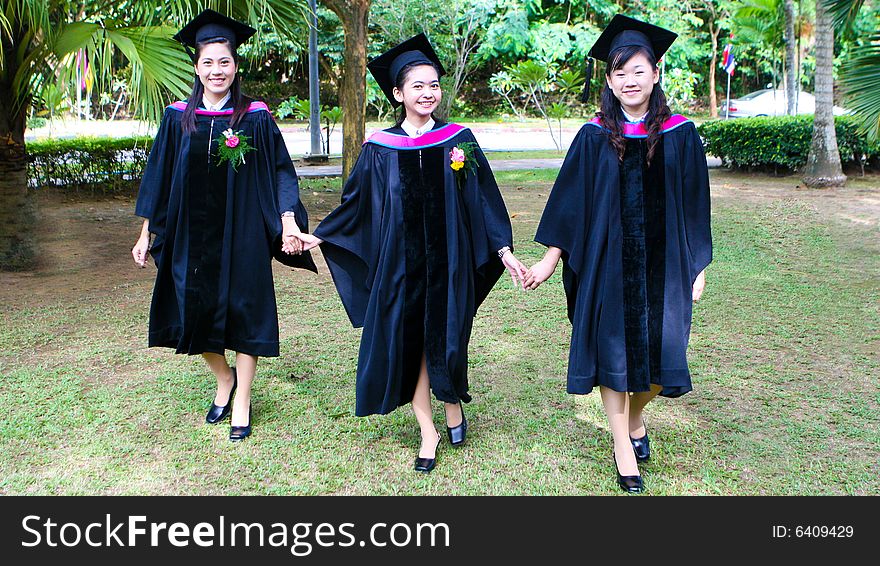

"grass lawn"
[0, 169, 877, 495]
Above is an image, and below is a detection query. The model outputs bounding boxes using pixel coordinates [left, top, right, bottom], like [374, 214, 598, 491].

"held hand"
[282, 232, 303, 255]
[692, 269, 706, 302]
[132, 234, 150, 268]
[281, 216, 303, 255]
[295, 233, 323, 252]
[524, 257, 556, 290]
[501, 251, 528, 290]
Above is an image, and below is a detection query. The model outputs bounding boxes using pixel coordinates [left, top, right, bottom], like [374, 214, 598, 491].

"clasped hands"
[281, 225, 322, 256]
[280, 216, 320, 256]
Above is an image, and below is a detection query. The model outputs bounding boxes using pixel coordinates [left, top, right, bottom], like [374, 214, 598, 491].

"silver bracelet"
[281, 211, 296, 218]
[497, 246, 511, 259]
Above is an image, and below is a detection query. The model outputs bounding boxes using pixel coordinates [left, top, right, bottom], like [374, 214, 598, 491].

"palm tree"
[783, 0, 797, 114]
[0, 0, 307, 271]
[803, 0, 845, 187]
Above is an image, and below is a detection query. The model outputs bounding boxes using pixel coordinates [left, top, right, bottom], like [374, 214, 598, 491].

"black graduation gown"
[135, 99, 316, 357]
[535, 116, 712, 397]
[313, 122, 512, 416]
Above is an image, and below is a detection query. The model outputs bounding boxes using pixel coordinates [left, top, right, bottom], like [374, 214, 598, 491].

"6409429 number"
[772, 525, 854, 538]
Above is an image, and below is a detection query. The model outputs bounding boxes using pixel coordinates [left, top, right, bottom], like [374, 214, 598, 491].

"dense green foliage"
[698, 115, 880, 170]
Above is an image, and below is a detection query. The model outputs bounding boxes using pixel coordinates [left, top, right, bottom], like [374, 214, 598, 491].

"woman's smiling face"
[195, 42, 237, 101]
[393, 65, 442, 121]
[606, 51, 659, 116]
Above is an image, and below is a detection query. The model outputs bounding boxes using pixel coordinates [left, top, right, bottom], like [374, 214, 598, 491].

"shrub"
[27, 116, 48, 129]
[28, 136, 154, 193]
[697, 115, 880, 173]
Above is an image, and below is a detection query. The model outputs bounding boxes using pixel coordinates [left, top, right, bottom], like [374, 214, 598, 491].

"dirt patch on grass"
[710, 169, 880, 228]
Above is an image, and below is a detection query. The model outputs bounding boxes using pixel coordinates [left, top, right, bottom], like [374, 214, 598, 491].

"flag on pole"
[722, 44, 736, 75]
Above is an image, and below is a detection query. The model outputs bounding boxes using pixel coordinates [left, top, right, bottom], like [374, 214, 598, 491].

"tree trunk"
[784, 0, 797, 114]
[709, 22, 719, 119]
[0, 33, 35, 271]
[804, 0, 846, 187]
[324, 0, 371, 179]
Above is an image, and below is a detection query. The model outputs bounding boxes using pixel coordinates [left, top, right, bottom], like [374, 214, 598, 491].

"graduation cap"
[581, 15, 678, 102]
[173, 9, 257, 61]
[367, 33, 446, 107]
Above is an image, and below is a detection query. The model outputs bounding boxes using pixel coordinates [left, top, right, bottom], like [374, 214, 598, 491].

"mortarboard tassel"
[580, 57, 594, 103]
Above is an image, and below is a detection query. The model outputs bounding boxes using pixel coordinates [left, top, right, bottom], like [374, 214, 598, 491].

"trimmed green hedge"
[28, 136, 154, 192]
[697, 115, 880, 172]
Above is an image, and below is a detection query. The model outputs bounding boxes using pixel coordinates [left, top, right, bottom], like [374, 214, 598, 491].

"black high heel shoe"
[414, 432, 442, 473]
[205, 368, 237, 424]
[613, 451, 644, 493]
[630, 423, 651, 463]
[229, 404, 252, 442]
[446, 402, 467, 446]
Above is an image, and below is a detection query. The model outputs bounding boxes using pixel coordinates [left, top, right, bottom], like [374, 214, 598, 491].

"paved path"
[295, 155, 723, 178]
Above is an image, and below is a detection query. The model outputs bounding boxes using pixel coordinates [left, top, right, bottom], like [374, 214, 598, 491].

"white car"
[720, 89, 848, 118]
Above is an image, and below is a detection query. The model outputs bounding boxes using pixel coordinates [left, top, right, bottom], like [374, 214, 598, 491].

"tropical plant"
[732, 0, 785, 88]
[489, 70, 526, 120]
[507, 59, 563, 149]
[276, 95, 310, 120]
[555, 69, 585, 100]
[838, 36, 880, 142]
[546, 101, 568, 150]
[824, 0, 879, 141]
[321, 105, 342, 155]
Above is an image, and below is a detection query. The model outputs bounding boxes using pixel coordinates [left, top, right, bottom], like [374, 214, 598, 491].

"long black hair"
[392, 61, 443, 127]
[182, 38, 253, 133]
[599, 45, 672, 166]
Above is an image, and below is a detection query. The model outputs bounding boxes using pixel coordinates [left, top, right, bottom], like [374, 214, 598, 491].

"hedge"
[28, 136, 154, 192]
[697, 115, 880, 172]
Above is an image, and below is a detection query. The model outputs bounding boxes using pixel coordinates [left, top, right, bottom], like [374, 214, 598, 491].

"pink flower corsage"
[450, 142, 479, 188]
[215, 128, 255, 171]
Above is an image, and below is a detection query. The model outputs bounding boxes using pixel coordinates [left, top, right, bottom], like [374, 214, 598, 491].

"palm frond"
[53, 21, 102, 56]
[823, 0, 865, 32]
[0, 0, 50, 75]
[839, 35, 880, 141]
[104, 26, 194, 122]
[233, 0, 310, 52]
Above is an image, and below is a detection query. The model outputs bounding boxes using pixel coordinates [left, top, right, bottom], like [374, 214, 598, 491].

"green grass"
[0, 170, 877, 495]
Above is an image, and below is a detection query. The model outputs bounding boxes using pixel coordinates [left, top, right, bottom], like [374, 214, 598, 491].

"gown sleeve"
[313, 145, 384, 327]
[135, 107, 178, 239]
[461, 134, 512, 307]
[263, 114, 317, 271]
[680, 122, 713, 281]
[534, 124, 594, 274]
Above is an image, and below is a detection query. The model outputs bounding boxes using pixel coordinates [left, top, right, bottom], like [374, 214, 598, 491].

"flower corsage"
[450, 142, 479, 188]
[215, 128, 256, 171]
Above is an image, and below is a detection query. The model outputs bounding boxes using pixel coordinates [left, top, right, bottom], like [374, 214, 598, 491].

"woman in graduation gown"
[131, 10, 316, 441]
[526, 15, 712, 492]
[297, 35, 528, 472]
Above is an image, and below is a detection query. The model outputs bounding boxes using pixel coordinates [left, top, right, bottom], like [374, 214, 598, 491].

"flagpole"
[725, 69, 731, 119]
